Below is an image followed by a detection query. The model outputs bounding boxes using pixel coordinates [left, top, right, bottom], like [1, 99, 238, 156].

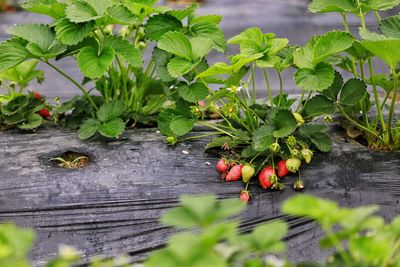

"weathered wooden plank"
[0, 126, 399, 266]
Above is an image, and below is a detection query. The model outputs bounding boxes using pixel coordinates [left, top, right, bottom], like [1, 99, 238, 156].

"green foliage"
[21, 0, 66, 19]
[0, 60, 44, 88]
[228, 27, 288, 68]
[293, 31, 354, 91]
[360, 28, 400, 70]
[0, 0, 223, 140]
[146, 195, 288, 267]
[78, 100, 126, 139]
[77, 46, 115, 79]
[54, 18, 95, 45]
[0, 93, 46, 130]
[0, 224, 35, 267]
[0, 39, 31, 72]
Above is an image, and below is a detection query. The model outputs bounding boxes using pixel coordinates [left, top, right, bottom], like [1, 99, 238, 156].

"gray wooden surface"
[0, 125, 399, 266]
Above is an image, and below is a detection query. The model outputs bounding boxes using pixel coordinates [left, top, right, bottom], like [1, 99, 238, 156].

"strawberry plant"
[0, 0, 224, 139]
[158, 27, 333, 195]
[298, 0, 400, 150]
[0, 60, 49, 130]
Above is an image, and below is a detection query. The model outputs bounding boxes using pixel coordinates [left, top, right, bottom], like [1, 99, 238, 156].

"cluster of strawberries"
[33, 91, 51, 118]
[216, 158, 303, 204]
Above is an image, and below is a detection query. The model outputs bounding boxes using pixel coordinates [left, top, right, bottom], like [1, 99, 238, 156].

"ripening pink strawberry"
[226, 164, 243, 181]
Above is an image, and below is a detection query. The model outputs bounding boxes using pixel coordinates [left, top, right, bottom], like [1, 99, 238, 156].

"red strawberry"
[277, 160, 289, 178]
[216, 159, 229, 173]
[258, 166, 276, 189]
[33, 91, 42, 100]
[240, 191, 250, 204]
[39, 108, 51, 118]
[226, 164, 243, 181]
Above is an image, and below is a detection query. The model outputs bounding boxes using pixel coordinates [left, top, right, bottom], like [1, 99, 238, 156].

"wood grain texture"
[0, 125, 399, 266]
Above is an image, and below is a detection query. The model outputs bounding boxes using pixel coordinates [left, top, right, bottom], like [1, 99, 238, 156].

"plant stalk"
[341, 13, 358, 78]
[262, 68, 273, 107]
[368, 60, 387, 132]
[387, 70, 399, 143]
[43, 60, 98, 110]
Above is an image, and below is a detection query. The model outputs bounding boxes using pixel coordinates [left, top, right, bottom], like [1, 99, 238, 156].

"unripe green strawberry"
[241, 164, 255, 183]
[286, 136, 297, 146]
[291, 148, 301, 158]
[286, 158, 301, 172]
[293, 112, 305, 126]
[269, 142, 280, 152]
[301, 148, 313, 164]
[166, 136, 177, 145]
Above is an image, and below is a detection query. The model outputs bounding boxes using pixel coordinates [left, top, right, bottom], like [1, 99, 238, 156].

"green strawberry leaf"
[152, 47, 174, 82]
[22, 0, 66, 19]
[308, 0, 357, 13]
[168, 3, 198, 20]
[190, 37, 213, 59]
[158, 101, 193, 137]
[27, 42, 66, 59]
[98, 118, 125, 138]
[321, 71, 344, 100]
[167, 57, 197, 78]
[0, 60, 44, 87]
[339, 78, 367, 106]
[18, 113, 43, 130]
[124, 0, 168, 20]
[170, 115, 195, 136]
[365, 0, 400, 11]
[55, 18, 94, 45]
[177, 82, 209, 103]
[158, 31, 193, 61]
[7, 24, 64, 55]
[106, 5, 136, 24]
[228, 27, 263, 48]
[379, 14, 400, 38]
[299, 124, 328, 136]
[360, 28, 400, 69]
[78, 118, 99, 139]
[305, 95, 336, 116]
[104, 35, 142, 67]
[313, 31, 354, 64]
[66, 0, 112, 23]
[294, 62, 335, 92]
[309, 132, 332, 152]
[252, 125, 274, 152]
[190, 19, 226, 53]
[273, 109, 297, 138]
[0, 39, 31, 72]
[293, 41, 314, 69]
[77, 45, 115, 79]
[96, 100, 125, 122]
[144, 14, 183, 40]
